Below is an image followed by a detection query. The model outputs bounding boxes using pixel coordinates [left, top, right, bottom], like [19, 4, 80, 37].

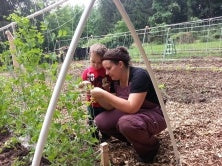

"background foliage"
[1, 0, 222, 35]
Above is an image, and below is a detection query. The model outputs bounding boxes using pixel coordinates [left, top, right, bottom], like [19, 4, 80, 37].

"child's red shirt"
[81, 67, 112, 107]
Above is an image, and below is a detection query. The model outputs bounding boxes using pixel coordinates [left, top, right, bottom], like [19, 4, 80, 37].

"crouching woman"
[90, 46, 166, 163]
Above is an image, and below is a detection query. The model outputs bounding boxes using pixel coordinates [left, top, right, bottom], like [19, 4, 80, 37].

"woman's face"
[102, 60, 121, 80]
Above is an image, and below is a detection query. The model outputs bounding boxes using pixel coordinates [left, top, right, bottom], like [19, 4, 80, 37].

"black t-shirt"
[110, 66, 159, 105]
[129, 66, 159, 105]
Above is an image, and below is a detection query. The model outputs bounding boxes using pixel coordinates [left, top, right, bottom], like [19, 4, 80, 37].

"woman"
[90, 46, 166, 163]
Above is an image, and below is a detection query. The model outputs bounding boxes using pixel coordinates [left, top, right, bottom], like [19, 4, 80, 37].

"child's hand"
[78, 81, 91, 88]
[78, 81, 94, 104]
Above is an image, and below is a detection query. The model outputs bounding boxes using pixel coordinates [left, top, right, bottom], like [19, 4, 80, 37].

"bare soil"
[0, 57, 222, 166]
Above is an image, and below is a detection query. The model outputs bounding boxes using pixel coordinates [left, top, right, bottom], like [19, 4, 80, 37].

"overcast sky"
[68, 0, 91, 7]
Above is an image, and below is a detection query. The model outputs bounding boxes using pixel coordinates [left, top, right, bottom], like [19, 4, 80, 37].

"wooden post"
[100, 142, 109, 166]
[5, 30, 20, 69]
[5, 30, 26, 72]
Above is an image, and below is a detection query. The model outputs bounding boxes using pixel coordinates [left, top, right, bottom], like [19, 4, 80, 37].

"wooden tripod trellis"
[20, 0, 180, 165]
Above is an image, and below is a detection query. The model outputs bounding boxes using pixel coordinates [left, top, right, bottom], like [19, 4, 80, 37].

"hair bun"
[117, 46, 128, 54]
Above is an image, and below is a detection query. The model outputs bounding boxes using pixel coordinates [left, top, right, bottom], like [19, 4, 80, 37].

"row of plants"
[0, 14, 98, 165]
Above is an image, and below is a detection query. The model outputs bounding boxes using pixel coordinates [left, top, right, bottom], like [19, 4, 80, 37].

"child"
[81, 43, 111, 141]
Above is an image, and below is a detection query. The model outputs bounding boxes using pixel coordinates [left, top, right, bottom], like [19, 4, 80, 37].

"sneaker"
[137, 142, 160, 163]
[99, 133, 111, 143]
[138, 155, 156, 163]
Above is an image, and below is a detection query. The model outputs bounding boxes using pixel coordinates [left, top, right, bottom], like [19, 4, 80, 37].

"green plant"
[0, 14, 98, 165]
[0, 137, 20, 153]
[158, 83, 166, 90]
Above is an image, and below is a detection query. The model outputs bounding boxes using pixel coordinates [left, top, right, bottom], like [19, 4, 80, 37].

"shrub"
[172, 32, 195, 44]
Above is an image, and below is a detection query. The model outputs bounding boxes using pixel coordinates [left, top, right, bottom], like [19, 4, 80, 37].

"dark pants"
[87, 105, 105, 126]
[87, 105, 110, 140]
[94, 84, 167, 158]
[95, 107, 166, 157]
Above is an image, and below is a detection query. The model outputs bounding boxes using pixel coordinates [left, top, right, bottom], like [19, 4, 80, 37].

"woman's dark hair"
[102, 46, 131, 67]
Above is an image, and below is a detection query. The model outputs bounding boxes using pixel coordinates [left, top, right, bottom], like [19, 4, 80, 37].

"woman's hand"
[90, 87, 114, 110]
[90, 87, 105, 99]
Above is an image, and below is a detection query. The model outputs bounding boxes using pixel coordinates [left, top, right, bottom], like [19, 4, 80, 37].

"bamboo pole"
[112, 0, 181, 165]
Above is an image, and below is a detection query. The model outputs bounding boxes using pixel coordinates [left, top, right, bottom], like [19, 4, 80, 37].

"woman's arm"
[91, 87, 147, 114]
[94, 96, 114, 110]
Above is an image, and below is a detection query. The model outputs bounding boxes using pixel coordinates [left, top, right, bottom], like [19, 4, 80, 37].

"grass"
[128, 40, 222, 61]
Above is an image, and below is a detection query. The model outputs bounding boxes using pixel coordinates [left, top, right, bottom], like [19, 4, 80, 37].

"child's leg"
[88, 105, 105, 119]
[88, 106, 109, 140]
[87, 106, 99, 139]
[87, 106, 94, 126]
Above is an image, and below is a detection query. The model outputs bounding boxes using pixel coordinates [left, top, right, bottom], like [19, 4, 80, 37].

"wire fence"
[77, 16, 222, 61]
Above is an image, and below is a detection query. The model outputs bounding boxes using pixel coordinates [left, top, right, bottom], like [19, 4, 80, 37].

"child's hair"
[89, 44, 107, 58]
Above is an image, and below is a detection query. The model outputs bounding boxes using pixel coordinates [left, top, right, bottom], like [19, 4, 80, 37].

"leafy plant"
[0, 14, 98, 165]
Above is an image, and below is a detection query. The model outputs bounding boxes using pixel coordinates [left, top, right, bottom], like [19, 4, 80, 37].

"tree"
[122, 0, 153, 29]
[96, 0, 119, 35]
[148, 0, 183, 26]
[0, 0, 60, 28]
[84, 7, 103, 37]
[187, 0, 222, 19]
[170, 0, 188, 23]
[0, 0, 34, 27]
[113, 20, 128, 33]
[95, 0, 153, 35]
[44, 5, 84, 50]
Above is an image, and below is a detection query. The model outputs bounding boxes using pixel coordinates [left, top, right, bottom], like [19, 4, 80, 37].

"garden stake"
[5, 30, 20, 69]
[100, 142, 110, 166]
